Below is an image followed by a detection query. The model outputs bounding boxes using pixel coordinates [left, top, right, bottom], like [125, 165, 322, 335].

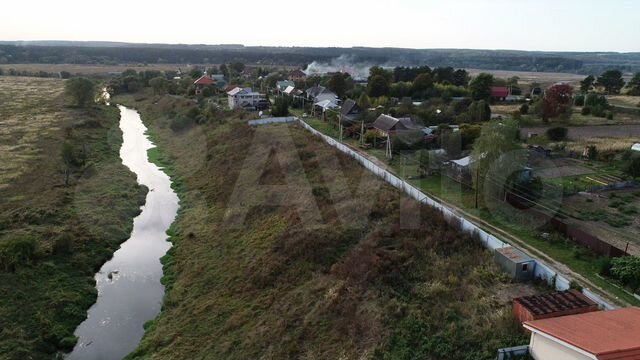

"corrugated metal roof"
[525, 307, 640, 359]
[514, 290, 598, 317]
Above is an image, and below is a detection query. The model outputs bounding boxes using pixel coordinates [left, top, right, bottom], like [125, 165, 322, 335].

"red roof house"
[193, 75, 216, 95]
[288, 69, 307, 81]
[524, 307, 640, 360]
[491, 86, 510, 100]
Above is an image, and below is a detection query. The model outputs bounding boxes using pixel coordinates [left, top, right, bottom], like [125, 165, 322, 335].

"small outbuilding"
[494, 246, 536, 282]
[513, 290, 599, 325]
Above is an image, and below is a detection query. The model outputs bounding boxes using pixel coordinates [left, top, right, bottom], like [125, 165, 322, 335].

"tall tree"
[411, 73, 434, 94]
[64, 77, 95, 107]
[580, 75, 595, 94]
[471, 119, 522, 193]
[469, 73, 494, 101]
[596, 70, 625, 94]
[327, 72, 352, 98]
[367, 75, 390, 98]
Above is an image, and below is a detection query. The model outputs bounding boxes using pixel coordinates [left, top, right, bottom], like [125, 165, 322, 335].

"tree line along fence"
[292, 118, 615, 310]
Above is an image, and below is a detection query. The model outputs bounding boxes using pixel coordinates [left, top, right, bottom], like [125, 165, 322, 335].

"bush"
[574, 95, 585, 106]
[546, 127, 568, 141]
[169, 115, 193, 132]
[0, 237, 37, 272]
[581, 106, 591, 115]
[519, 103, 529, 114]
[610, 256, 640, 292]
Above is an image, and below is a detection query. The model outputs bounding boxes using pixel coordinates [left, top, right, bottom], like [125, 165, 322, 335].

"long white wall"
[296, 119, 614, 310]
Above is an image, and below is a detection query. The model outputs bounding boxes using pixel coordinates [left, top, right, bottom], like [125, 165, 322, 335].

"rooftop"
[525, 307, 640, 359]
[496, 246, 532, 263]
[514, 290, 597, 317]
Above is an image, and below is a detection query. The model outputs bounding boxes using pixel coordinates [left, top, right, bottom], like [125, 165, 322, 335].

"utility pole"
[475, 165, 480, 209]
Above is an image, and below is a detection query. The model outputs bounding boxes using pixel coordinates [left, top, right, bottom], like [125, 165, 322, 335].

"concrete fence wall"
[297, 119, 615, 310]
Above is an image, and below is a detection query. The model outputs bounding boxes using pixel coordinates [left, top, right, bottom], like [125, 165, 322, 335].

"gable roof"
[194, 75, 216, 86]
[341, 99, 361, 117]
[372, 114, 409, 132]
[306, 85, 327, 99]
[524, 307, 640, 360]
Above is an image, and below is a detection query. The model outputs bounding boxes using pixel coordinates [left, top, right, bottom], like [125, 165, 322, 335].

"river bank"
[67, 106, 179, 360]
[0, 77, 146, 359]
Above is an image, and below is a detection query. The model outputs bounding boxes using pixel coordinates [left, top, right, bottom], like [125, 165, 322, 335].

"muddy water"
[67, 106, 179, 360]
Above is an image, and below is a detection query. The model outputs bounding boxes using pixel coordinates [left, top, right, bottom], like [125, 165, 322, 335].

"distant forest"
[1, 41, 640, 74]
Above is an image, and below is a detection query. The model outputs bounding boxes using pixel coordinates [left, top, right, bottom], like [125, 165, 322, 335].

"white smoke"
[304, 55, 380, 81]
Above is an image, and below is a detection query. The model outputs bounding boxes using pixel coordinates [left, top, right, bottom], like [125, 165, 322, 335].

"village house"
[193, 75, 216, 95]
[371, 114, 420, 137]
[340, 99, 362, 124]
[276, 80, 295, 93]
[524, 307, 640, 360]
[288, 69, 307, 82]
[227, 87, 265, 110]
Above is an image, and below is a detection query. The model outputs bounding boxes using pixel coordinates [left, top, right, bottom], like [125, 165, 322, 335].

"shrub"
[574, 95, 585, 106]
[519, 103, 529, 114]
[546, 127, 568, 141]
[0, 237, 37, 272]
[610, 256, 640, 292]
[169, 115, 193, 132]
[581, 106, 591, 115]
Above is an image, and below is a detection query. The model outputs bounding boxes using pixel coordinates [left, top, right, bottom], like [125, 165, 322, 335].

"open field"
[608, 95, 640, 108]
[0, 77, 68, 189]
[0, 76, 145, 358]
[467, 68, 585, 87]
[114, 92, 539, 360]
[521, 125, 640, 141]
[0, 63, 185, 76]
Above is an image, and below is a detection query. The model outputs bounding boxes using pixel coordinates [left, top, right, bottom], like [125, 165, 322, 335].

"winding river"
[67, 106, 179, 360]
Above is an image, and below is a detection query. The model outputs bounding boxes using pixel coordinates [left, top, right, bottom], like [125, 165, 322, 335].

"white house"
[227, 87, 263, 110]
[524, 307, 640, 360]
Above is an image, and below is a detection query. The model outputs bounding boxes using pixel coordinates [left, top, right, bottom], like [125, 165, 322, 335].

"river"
[67, 105, 179, 360]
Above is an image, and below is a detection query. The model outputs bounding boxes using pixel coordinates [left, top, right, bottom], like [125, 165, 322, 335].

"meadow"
[0, 76, 146, 359]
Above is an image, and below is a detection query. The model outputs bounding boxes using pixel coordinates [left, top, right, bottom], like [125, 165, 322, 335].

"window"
[522, 264, 529, 272]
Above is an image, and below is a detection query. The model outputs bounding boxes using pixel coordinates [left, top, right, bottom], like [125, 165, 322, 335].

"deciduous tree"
[64, 77, 95, 107]
[469, 73, 494, 101]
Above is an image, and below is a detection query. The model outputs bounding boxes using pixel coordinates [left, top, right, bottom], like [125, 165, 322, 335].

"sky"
[1, 0, 639, 52]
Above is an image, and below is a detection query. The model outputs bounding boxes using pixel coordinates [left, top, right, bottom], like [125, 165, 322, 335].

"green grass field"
[0, 77, 146, 358]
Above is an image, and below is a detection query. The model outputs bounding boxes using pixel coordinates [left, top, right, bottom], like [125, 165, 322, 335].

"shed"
[494, 246, 536, 282]
[513, 290, 599, 325]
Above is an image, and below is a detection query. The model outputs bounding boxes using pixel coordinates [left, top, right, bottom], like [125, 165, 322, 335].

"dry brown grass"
[0, 63, 183, 75]
[608, 95, 640, 108]
[0, 76, 69, 189]
[565, 137, 640, 153]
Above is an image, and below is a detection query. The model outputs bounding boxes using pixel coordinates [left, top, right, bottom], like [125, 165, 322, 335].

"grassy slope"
[115, 93, 534, 360]
[0, 78, 146, 359]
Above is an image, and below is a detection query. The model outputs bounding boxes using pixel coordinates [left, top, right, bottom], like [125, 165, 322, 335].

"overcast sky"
[1, 0, 638, 52]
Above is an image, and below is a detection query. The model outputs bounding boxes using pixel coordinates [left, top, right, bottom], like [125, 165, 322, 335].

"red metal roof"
[491, 86, 509, 98]
[525, 307, 640, 359]
[193, 75, 216, 86]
